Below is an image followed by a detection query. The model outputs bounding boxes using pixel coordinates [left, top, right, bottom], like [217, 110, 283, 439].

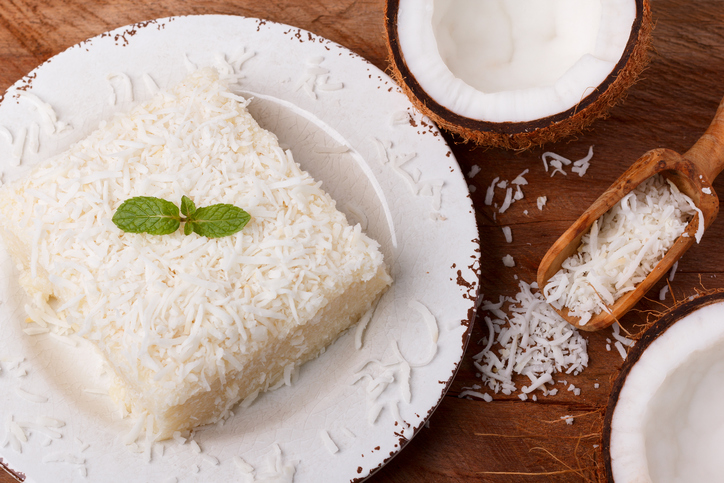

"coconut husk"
[384, 0, 653, 151]
[473, 408, 606, 482]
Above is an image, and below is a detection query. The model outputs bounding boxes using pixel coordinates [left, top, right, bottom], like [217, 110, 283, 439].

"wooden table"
[2, 1, 724, 481]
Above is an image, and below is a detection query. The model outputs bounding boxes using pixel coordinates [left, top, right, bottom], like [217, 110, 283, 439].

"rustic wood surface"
[1, 1, 724, 482]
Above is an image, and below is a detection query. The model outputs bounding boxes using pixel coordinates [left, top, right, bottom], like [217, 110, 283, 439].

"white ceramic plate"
[0, 15, 479, 482]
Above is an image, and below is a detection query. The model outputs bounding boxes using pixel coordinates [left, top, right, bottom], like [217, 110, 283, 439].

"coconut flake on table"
[606, 322, 636, 361]
[542, 146, 594, 177]
[543, 174, 698, 325]
[542, 151, 570, 171]
[571, 146, 594, 176]
[483, 169, 532, 212]
[513, 185, 524, 201]
[502, 226, 513, 243]
[484, 176, 499, 206]
[669, 261, 679, 281]
[548, 159, 568, 177]
[567, 384, 581, 396]
[512, 169, 529, 186]
[499, 188, 514, 213]
[614, 341, 628, 360]
[611, 322, 635, 348]
[456, 389, 493, 402]
[502, 255, 515, 267]
[474, 281, 588, 398]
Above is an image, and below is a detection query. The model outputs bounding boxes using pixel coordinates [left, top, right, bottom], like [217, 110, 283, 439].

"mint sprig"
[111, 196, 181, 235]
[112, 195, 250, 238]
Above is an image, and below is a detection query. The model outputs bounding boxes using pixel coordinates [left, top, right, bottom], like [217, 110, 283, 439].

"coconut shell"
[602, 289, 724, 482]
[384, 0, 653, 151]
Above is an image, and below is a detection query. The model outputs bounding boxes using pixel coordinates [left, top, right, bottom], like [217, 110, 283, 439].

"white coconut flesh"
[609, 300, 724, 482]
[396, 0, 636, 122]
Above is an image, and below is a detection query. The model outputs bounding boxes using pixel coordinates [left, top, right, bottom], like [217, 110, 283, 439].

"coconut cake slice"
[0, 67, 392, 439]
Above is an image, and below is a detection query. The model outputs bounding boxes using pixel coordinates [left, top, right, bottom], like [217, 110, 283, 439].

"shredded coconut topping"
[0, 67, 388, 437]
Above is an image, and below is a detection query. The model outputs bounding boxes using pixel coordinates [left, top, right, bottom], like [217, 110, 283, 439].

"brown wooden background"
[2, 1, 724, 481]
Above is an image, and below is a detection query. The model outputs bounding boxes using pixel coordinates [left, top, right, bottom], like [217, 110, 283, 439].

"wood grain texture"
[1, 1, 724, 481]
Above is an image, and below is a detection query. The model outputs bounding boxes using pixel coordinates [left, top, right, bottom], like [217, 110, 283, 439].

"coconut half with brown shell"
[603, 290, 724, 481]
[385, 0, 653, 150]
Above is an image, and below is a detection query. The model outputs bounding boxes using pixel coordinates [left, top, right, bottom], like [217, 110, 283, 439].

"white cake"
[0, 68, 391, 439]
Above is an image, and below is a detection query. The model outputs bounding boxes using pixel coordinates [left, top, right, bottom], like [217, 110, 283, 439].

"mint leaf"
[184, 221, 194, 236]
[112, 196, 180, 235]
[188, 204, 251, 238]
[180, 195, 196, 217]
[112, 195, 251, 238]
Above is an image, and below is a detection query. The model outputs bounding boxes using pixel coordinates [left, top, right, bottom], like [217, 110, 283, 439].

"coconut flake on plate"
[320, 429, 339, 454]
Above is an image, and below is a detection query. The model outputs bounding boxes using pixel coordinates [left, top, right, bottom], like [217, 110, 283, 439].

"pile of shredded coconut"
[473, 281, 589, 399]
[543, 174, 699, 325]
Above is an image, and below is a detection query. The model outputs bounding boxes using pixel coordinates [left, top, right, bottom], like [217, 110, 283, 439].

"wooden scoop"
[537, 96, 724, 331]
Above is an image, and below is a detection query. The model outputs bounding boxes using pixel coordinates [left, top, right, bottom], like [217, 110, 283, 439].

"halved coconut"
[385, 0, 652, 150]
[603, 291, 724, 482]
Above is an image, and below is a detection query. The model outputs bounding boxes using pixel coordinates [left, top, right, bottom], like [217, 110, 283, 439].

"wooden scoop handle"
[684, 95, 724, 182]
